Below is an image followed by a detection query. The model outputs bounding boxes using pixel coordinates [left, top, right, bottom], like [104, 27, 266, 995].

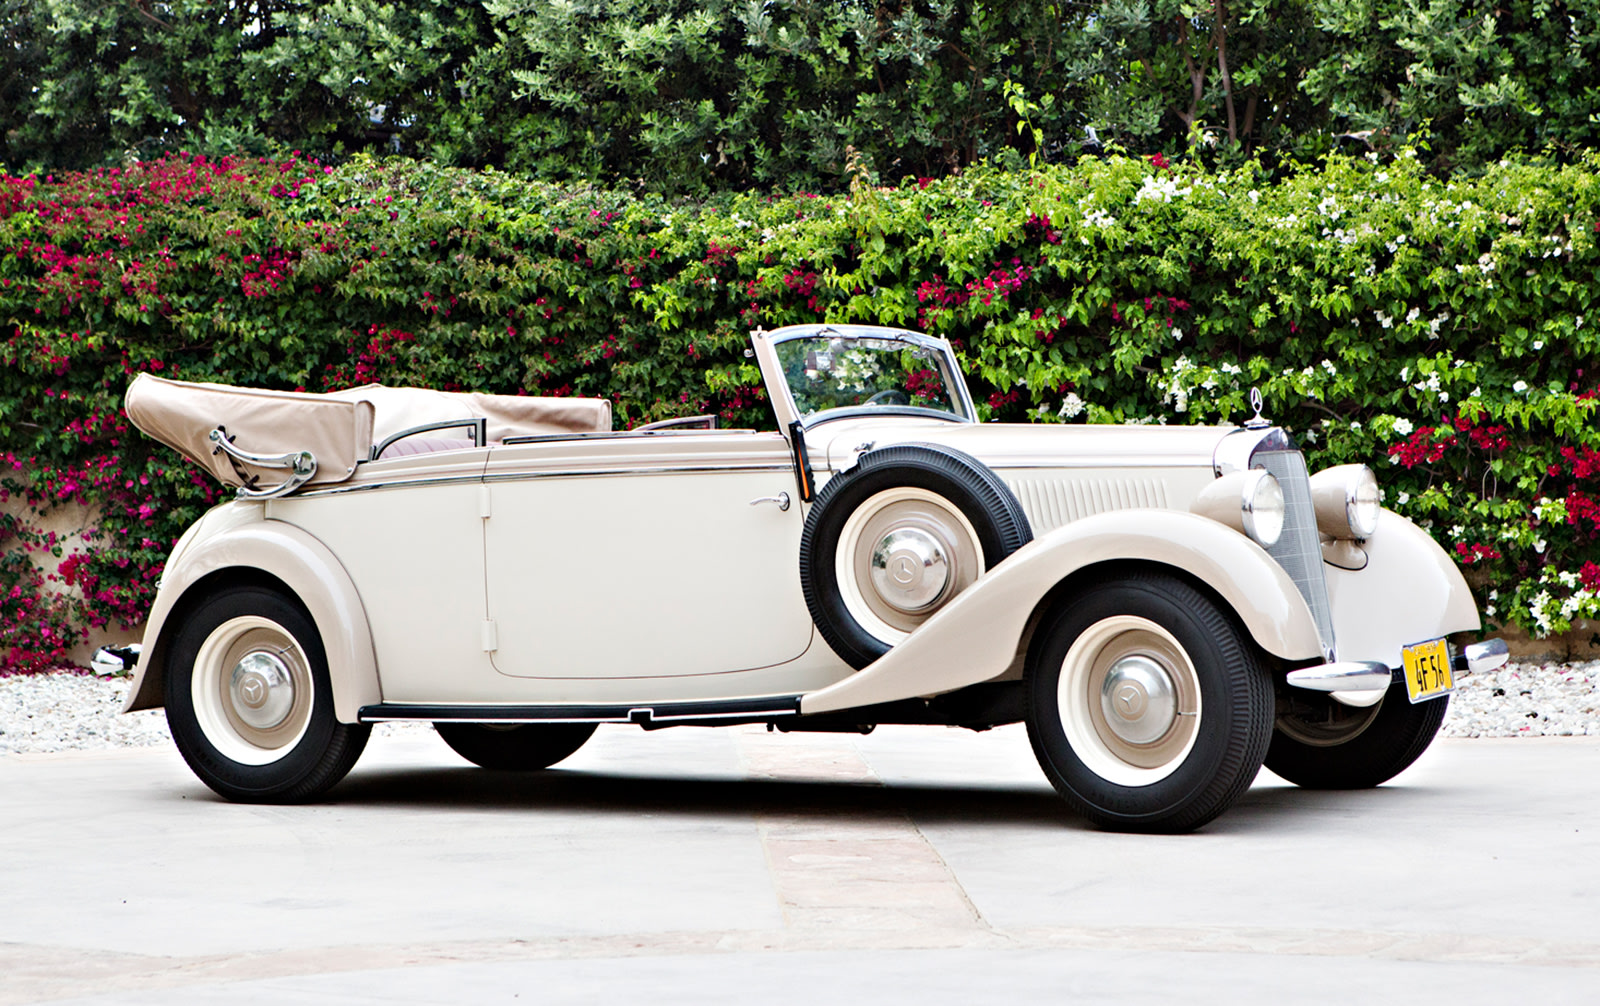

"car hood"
[812, 418, 1242, 473]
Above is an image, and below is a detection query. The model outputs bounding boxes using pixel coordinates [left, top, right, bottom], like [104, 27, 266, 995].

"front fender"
[1326, 507, 1480, 665]
[124, 518, 380, 724]
[801, 509, 1322, 714]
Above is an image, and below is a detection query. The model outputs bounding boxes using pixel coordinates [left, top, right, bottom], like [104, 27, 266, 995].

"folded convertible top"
[125, 374, 612, 493]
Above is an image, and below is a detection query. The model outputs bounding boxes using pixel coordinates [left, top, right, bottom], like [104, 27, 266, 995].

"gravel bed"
[1, 661, 1596, 756]
[0, 672, 430, 755]
[1441, 660, 1600, 738]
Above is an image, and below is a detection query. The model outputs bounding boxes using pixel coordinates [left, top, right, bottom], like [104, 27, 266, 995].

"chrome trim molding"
[484, 464, 795, 483]
[1285, 661, 1393, 693]
[371, 417, 488, 460]
[290, 473, 489, 498]
[634, 414, 719, 432]
[292, 463, 797, 498]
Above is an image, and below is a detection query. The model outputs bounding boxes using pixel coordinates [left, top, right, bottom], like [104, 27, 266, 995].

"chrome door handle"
[748, 492, 791, 511]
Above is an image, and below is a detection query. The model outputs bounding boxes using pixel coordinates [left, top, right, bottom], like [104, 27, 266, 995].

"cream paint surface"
[484, 469, 817, 681]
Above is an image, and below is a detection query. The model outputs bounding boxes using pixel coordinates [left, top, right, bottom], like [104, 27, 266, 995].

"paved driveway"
[4, 725, 1598, 1004]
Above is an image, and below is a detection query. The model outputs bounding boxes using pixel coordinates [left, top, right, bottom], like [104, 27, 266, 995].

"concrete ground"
[3, 724, 1598, 1005]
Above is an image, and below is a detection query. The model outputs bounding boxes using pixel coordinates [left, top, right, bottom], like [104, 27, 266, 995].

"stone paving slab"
[3, 725, 1598, 1004]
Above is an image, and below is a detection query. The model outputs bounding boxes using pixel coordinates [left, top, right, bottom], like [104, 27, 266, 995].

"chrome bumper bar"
[1459, 638, 1509, 674]
[1285, 661, 1393, 693]
[1285, 638, 1510, 695]
[90, 644, 141, 676]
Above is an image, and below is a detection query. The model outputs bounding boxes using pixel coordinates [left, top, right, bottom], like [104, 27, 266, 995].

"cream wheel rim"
[1057, 615, 1201, 786]
[191, 615, 314, 765]
[835, 486, 985, 645]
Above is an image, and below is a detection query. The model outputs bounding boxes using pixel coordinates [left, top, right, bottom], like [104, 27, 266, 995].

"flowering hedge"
[2, 151, 1597, 672]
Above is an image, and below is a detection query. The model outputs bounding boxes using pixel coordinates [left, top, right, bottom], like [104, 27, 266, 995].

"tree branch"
[1176, 18, 1204, 131]
[128, 0, 175, 31]
[1214, 0, 1237, 143]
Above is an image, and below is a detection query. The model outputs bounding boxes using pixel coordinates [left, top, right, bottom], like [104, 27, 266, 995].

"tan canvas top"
[125, 374, 612, 492]
[325, 383, 612, 447]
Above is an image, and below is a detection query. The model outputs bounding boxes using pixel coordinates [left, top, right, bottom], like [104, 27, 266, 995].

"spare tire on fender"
[799, 443, 1033, 669]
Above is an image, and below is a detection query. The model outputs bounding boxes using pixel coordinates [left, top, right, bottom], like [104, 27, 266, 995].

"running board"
[358, 695, 803, 726]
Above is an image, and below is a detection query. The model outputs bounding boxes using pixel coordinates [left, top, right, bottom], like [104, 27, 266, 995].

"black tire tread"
[164, 585, 370, 803]
[434, 722, 597, 771]
[1025, 571, 1274, 833]
[1265, 686, 1449, 789]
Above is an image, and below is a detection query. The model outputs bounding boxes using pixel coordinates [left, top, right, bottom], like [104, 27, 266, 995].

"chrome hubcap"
[869, 527, 951, 612]
[229, 650, 296, 731]
[1056, 615, 1202, 786]
[1099, 655, 1179, 745]
[192, 615, 315, 766]
[836, 487, 985, 643]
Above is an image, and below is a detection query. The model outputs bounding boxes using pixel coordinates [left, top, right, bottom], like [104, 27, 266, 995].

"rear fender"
[123, 520, 380, 723]
[801, 509, 1321, 714]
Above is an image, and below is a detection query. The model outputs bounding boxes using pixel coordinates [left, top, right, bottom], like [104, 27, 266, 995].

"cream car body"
[117, 324, 1503, 831]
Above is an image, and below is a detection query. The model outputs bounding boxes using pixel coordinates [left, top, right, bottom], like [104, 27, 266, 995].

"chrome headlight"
[1309, 464, 1380, 540]
[1191, 469, 1284, 548]
[1241, 469, 1284, 547]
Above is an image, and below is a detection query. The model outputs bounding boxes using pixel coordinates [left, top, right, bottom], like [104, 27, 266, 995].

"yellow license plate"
[1401, 638, 1454, 703]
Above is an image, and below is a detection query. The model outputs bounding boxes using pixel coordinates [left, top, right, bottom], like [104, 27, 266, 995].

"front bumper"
[1284, 638, 1509, 696]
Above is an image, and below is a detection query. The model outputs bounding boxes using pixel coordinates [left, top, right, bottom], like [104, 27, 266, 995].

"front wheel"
[1025, 573, 1274, 833]
[434, 722, 597, 771]
[1265, 682, 1448, 789]
[164, 585, 369, 802]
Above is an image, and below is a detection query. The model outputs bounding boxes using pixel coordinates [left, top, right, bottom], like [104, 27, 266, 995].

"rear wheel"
[434, 722, 597, 771]
[1025, 573, 1274, 832]
[164, 585, 369, 802]
[1266, 682, 1448, 789]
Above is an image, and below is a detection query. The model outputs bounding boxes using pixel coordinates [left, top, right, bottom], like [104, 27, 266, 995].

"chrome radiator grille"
[1255, 449, 1337, 661]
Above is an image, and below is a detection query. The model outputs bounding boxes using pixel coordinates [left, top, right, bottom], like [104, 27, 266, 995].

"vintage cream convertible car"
[114, 324, 1506, 832]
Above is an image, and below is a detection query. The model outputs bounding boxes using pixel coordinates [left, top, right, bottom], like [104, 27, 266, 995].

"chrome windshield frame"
[751, 324, 979, 437]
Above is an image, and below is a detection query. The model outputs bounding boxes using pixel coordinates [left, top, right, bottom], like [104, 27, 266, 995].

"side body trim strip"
[359, 695, 804, 724]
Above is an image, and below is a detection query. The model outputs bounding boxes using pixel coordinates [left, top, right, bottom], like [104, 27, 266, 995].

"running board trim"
[358, 695, 803, 725]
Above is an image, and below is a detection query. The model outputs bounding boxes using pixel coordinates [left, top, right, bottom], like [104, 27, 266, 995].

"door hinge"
[788, 420, 816, 503]
[478, 484, 492, 519]
[481, 619, 498, 652]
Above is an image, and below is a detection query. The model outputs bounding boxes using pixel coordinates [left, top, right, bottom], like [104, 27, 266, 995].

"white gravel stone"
[0, 671, 430, 755]
[3, 660, 1599, 755]
[0, 672, 168, 754]
[1442, 659, 1600, 738]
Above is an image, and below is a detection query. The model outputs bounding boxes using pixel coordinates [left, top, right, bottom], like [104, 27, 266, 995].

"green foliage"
[9, 2, 1600, 186]
[1303, 0, 1600, 169]
[2, 151, 1598, 672]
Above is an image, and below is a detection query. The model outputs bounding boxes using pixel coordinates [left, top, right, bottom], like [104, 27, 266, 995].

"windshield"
[774, 334, 971, 423]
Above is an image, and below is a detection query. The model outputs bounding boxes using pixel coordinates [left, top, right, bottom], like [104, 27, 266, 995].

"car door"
[481, 432, 814, 679]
